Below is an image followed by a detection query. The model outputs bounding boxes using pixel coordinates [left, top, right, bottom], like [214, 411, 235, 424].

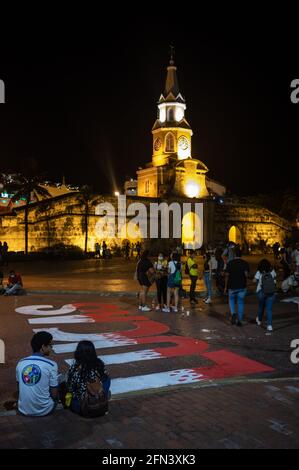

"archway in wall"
[228, 225, 242, 245]
[182, 212, 202, 250]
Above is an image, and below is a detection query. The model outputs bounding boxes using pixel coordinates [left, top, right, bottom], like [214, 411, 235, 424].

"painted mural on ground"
[16, 302, 274, 395]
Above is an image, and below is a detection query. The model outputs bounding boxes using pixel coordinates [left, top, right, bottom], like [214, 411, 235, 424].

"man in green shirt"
[187, 250, 198, 304]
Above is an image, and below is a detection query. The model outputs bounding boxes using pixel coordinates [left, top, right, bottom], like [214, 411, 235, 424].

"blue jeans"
[257, 291, 275, 327]
[228, 288, 247, 321]
[204, 272, 212, 298]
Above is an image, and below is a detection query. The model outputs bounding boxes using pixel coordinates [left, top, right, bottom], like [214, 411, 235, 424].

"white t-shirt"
[16, 354, 58, 416]
[168, 261, 179, 274]
[254, 270, 276, 293]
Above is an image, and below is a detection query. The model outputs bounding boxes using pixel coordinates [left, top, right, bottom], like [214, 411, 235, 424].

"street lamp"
[114, 191, 120, 197]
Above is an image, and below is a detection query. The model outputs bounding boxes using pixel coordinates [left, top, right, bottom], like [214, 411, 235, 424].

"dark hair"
[141, 250, 149, 260]
[172, 252, 179, 262]
[74, 340, 104, 381]
[257, 258, 272, 273]
[31, 331, 53, 353]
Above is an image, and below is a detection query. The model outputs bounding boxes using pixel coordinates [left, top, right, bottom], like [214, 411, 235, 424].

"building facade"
[0, 57, 292, 254]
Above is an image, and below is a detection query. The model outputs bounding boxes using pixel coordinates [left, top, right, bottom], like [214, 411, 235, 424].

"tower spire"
[164, 46, 180, 98]
[169, 44, 175, 65]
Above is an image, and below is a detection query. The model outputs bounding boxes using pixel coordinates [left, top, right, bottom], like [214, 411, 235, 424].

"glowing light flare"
[185, 181, 200, 198]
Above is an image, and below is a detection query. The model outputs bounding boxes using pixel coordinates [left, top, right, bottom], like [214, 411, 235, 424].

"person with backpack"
[66, 341, 110, 417]
[186, 250, 199, 304]
[163, 252, 182, 313]
[254, 259, 277, 332]
[224, 247, 249, 326]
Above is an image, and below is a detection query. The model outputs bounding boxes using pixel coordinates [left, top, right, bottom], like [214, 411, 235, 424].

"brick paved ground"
[1, 380, 299, 449]
[0, 260, 298, 449]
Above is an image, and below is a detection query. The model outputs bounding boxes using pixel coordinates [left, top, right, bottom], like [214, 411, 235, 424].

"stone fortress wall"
[0, 193, 292, 254]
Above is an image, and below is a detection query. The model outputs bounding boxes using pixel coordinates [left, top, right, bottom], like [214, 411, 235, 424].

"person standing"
[203, 252, 213, 304]
[2, 241, 8, 266]
[254, 259, 276, 332]
[163, 252, 182, 313]
[136, 250, 154, 312]
[222, 241, 236, 268]
[187, 250, 198, 304]
[136, 242, 141, 261]
[154, 253, 168, 310]
[224, 247, 249, 326]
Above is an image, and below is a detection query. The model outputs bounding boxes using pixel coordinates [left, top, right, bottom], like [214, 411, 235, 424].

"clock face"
[154, 137, 162, 151]
[178, 136, 189, 151]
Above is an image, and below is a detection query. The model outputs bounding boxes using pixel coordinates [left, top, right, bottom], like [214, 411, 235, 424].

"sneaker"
[138, 306, 142, 310]
[173, 308, 178, 313]
[231, 314, 237, 325]
[141, 306, 151, 312]
[162, 307, 170, 313]
[267, 325, 273, 332]
[256, 317, 262, 326]
[155, 305, 161, 311]
[205, 298, 212, 304]
[237, 320, 243, 327]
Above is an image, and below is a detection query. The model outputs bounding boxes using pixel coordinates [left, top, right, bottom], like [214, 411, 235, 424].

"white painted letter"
[290, 79, 299, 104]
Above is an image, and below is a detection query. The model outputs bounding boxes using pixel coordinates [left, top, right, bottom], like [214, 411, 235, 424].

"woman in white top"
[254, 259, 276, 332]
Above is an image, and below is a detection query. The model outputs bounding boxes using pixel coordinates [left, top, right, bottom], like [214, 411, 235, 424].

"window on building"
[165, 133, 175, 152]
[167, 108, 174, 121]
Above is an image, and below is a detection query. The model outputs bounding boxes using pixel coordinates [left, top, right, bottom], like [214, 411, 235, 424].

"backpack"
[80, 378, 108, 418]
[173, 263, 182, 287]
[261, 272, 276, 296]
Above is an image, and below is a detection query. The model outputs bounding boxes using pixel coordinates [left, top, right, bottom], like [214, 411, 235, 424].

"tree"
[77, 185, 99, 254]
[35, 201, 56, 249]
[8, 175, 51, 255]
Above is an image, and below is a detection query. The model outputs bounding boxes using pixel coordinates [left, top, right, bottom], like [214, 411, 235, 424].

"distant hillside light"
[0, 79, 4, 103]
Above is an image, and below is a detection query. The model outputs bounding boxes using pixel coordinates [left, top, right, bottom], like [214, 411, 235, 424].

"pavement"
[0, 256, 299, 449]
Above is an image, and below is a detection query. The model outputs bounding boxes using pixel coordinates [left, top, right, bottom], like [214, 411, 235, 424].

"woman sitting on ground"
[66, 340, 111, 416]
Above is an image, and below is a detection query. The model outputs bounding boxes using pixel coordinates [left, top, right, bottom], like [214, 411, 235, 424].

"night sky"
[0, 20, 298, 196]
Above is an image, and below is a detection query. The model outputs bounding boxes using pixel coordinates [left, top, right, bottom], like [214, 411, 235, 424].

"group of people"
[0, 270, 23, 296]
[135, 241, 283, 332]
[16, 332, 111, 418]
[94, 241, 112, 259]
[273, 243, 299, 293]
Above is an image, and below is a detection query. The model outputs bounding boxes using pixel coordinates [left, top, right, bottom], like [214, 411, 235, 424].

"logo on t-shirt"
[22, 364, 42, 386]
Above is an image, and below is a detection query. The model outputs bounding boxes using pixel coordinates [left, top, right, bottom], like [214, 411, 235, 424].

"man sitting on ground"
[4, 270, 23, 296]
[16, 332, 59, 416]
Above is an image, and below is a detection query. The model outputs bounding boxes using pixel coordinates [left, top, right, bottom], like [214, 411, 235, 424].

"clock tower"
[137, 52, 210, 199]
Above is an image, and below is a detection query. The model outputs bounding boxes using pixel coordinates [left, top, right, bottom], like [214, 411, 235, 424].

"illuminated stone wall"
[0, 195, 292, 254]
[213, 203, 292, 250]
